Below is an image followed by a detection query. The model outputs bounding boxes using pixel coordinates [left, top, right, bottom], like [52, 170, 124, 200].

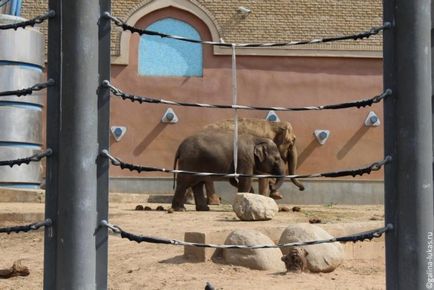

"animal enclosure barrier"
[0, 1, 433, 289]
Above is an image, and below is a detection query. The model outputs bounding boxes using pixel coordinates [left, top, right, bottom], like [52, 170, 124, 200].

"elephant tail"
[173, 149, 180, 190]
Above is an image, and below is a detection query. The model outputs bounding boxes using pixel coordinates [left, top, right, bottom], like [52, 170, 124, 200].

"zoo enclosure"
[0, 0, 433, 289]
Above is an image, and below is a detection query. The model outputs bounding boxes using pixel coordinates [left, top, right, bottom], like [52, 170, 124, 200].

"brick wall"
[21, 0, 382, 57]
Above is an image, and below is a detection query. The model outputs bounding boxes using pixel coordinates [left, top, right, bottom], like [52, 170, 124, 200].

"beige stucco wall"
[20, 1, 384, 182]
[109, 7, 384, 180]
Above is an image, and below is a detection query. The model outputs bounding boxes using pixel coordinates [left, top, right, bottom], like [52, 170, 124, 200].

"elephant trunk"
[287, 145, 305, 191]
[269, 163, 285, 192]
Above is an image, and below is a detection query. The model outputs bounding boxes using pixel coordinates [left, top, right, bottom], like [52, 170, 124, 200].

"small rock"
[205, 282, 215, 290]
[279, 206, 290, 212]
[167, 208, 174, 214]
[0, 261, 30, 279]
[369, 215, 382, 221]
[127, 266, 140, 274]
[144, 206, 152, 211]
[156, 206, 165, 211]
[135, 205, 144, 211]
[309, 218, 321, 224]
[232, 193, 278, 221]
[292, 206, 301, 212]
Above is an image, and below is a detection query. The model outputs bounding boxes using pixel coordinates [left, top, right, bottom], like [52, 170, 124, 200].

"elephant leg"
[205, 181, 220, 205]
[268, 178, 283, 200]
[229, 178, 238, 187]
[237, 177, 252, 193]
[231, 178, 254, 193]
[258, 178, 269, 196]
[171, 181, 188, 211]
[192, 183, 209, 211]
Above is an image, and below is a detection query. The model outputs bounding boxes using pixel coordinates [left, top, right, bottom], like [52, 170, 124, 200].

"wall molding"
[112, 0, 223, 65]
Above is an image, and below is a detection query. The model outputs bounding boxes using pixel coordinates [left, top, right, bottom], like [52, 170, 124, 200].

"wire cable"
[0, 149, 52, 167]
[101, 150, 391, 180]
[0, 79, 55, 97]
[101, 220, 392, 249]
[0, 10, 55, 30]
[0, 219, 52, 234]
[104, 81, 391, 112]
[103, 12, 391, 48]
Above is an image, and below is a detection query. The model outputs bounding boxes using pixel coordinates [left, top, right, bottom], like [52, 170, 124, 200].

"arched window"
[138, 18, 203, 77]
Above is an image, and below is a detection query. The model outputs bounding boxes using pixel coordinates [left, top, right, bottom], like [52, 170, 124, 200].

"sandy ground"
[0, 202, 385, 290]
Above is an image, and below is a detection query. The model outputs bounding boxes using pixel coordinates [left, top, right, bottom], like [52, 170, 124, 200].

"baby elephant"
[171, 130, 286, 211]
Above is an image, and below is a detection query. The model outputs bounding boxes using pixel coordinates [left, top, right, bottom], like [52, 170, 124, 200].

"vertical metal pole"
[44, 0, 61, 289]
[96, 0, 111, 289]
[45, 0, 108, 289]
[431, 7, 434, 290]
[384, 0, 434, 289]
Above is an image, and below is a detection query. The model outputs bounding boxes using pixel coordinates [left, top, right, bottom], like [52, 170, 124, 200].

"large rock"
[232, 193, 278, 221]
[222, 229, 286, 272]
[278, 223, 344, 273]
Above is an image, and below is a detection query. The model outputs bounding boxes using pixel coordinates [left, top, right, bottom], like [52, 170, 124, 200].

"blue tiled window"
[138, 18, 203, 77]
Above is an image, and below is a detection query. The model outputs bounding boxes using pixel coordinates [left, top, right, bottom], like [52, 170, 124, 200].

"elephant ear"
[254, 142, 268, 163]
[273, 127, 287, 145]
[274, 123, 294, 145]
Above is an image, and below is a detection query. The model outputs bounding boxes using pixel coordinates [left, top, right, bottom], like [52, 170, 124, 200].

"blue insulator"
[319, 131, 328, 140]
[267, 114, 277, 122]
[165, 112, 174, 121]
[114, 127, 123, 137]
[370, 115, 378, 124]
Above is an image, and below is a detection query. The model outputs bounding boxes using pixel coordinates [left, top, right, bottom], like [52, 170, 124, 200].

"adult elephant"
[201, 118, 304, 204]
[171, 130, 287, 211]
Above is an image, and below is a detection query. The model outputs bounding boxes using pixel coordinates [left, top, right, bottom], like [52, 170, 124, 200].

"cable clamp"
[100, 220, 122, 234]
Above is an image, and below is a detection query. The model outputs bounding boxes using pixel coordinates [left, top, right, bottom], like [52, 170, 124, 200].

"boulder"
[232, 193, 278, 221]
[278, 223, 344, 273]
[222, 229, 286, 272]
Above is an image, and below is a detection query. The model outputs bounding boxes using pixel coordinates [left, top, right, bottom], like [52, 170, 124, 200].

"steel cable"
[0, 219, 52, 234]
[0, 149, 52, 167]
[101, 220, 392, 249]
[104, 81, 391, 112]
[103, 12, 391, 48]
[0, 79, 55, 97]
[0, 10, 55, 30]
[101, 150, 391, 180]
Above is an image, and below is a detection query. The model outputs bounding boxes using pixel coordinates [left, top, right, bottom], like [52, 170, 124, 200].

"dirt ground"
[0, 202, 385, 290]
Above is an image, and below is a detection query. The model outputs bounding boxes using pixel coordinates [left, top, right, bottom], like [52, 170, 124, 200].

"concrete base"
[0, 187, 44, 202]
[0, 177, 385, 205]
[0, 187, 151, 204]
[110, 177, 384, 205]
[184, 222, 385, 262]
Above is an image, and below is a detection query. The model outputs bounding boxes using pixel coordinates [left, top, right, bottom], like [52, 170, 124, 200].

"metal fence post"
[96, 0, 111, 289]
[432, 0, 434, 214]
[383, 0, 434, 289]
[44, 0, 61, 288]
[45, 0, 109, 289]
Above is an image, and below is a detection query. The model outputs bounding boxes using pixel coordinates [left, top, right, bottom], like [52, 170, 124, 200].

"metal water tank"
[0, 14, 45, 188]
